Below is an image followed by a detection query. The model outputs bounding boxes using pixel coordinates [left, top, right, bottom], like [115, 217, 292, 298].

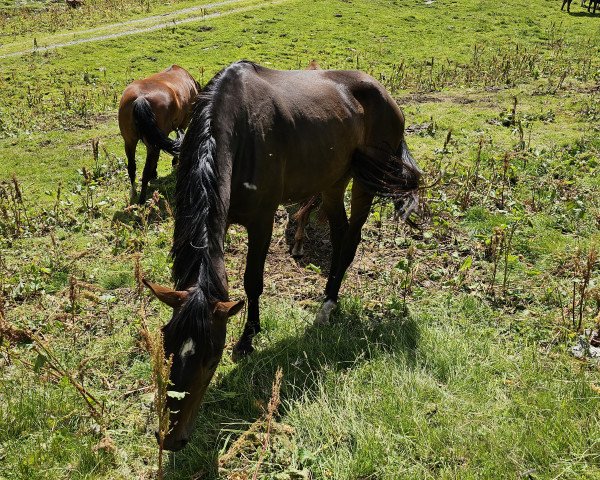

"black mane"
[165, 62, 251, 343]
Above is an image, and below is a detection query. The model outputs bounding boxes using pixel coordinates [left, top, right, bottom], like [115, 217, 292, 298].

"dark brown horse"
[144, 61, 421, 451]
[562, 0, 599, 12]
[118, 65, 199, 203]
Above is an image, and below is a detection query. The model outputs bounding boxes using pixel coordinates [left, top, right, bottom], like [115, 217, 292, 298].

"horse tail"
[351, 139, 422, 221]
[132, 97, 180, 156]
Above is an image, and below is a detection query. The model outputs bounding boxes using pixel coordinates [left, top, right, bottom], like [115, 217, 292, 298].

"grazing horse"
[118, 65, 199, 203]
[143, 61, 422, 451]
[562, 0, 599, 12]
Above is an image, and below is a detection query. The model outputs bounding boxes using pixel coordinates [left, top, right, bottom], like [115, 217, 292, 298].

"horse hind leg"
[314, 185, 351, 325]
[139, 146, 160, 204]
[125, 140, 138, 204]
[317, 181, 373, 325]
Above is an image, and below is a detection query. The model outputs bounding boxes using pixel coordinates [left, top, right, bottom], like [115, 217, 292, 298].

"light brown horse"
[144, 61, 421, 451]
[118, 65, 199, 203]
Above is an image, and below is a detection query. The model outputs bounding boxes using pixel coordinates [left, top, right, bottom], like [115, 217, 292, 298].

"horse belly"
[279, 120, 361, 201]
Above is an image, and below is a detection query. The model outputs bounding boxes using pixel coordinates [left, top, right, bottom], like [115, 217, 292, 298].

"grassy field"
[1, 0, 600, 478]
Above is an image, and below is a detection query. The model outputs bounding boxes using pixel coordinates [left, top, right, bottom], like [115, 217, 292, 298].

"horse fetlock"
[232, 339, 255, 362]
[291, 240, 304, 258]
[315, 299, 337, 325]
[129, 184, 138, 205]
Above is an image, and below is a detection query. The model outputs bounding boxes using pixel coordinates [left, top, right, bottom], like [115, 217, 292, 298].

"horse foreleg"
[317, 182, 373, 325]
[232, 214, 275, 361]
[139, 147, 160, 204]
[292, 195, 322, 258]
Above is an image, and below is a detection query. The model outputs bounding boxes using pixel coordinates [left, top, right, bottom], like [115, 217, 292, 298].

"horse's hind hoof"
[129, 185, 138, 205]
[315, 299, 337, 325]
[291, 243, 304, 259]
[232, 341, 254, 362]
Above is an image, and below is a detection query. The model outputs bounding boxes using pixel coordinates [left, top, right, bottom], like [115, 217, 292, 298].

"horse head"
[143, 279, 244, 451]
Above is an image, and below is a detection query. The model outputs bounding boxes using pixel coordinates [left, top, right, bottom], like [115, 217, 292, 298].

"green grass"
[1, 0, 600, 478]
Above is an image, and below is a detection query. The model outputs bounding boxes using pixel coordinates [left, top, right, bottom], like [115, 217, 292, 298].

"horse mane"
[166, 62, 252, 343]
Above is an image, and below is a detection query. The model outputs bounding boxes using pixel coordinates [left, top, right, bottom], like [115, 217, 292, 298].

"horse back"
[219, 63, 404, 149]
[119, 65, 199, 138]
[211, 62, 406, 208]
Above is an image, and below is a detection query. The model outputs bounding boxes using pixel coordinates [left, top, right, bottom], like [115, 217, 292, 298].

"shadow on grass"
[164, 301, 420, 479]
[567, 10, 599, 16]
[110, 169, 176, 226]
[150, 168, 177, 205]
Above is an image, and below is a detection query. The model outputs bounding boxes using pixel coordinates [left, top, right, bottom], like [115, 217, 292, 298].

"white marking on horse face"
[179, 338, 196, 361]
[243, 182, 257, 190]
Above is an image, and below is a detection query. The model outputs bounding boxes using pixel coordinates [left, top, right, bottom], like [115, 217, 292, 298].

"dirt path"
[0, 0, 289, 59]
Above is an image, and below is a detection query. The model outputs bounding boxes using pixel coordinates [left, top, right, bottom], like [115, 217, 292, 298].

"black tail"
[132, 97, 181, 156]
[352, 139, 422, 222]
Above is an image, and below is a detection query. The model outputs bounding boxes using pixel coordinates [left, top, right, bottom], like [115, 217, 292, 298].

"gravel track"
[0, 0, 288, 59]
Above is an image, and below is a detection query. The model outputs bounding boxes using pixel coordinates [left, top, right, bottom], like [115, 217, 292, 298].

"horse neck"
[206, 172, 232, 297]
[172, 155, 233, 301]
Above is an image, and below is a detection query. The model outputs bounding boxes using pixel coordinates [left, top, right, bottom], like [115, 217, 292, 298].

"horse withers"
[118, 65, 199, 203]
[143, 61, 422, 451]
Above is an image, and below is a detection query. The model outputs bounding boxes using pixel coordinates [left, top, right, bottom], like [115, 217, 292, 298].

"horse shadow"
[150, 167, 178, 204]
[568, 11, 599, 16]
[111, 169, 177, 226]
[164, 301, 420, 479]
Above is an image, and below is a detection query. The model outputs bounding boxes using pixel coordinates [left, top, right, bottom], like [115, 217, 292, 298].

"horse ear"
[143, 279, 189, 308]
[213, 300, 245, 318]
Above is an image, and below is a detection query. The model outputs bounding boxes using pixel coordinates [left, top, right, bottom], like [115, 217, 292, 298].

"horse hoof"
[232, 342, 254, 362]
[291, 242, 304, 258]
[315, 299, 336, 325]
[129, 185, 137, 205]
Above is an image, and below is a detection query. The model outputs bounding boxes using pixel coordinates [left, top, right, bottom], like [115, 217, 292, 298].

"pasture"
[1, 0, 600, 478]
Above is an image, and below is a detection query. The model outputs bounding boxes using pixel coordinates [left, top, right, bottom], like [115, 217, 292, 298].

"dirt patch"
[397, 92, 498, 108]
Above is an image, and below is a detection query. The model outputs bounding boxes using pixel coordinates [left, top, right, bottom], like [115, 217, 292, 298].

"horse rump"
[351, 139, 422, 224]
[132, 97, 181, 156]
